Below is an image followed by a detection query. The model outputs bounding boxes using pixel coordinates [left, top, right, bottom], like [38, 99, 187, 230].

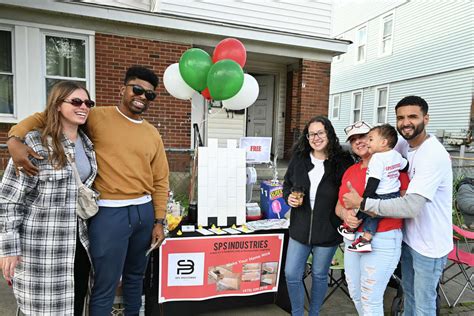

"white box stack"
[197, 139, 246, 227]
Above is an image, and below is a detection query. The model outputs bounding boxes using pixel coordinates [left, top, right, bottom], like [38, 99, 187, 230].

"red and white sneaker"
[337, 223, 356, 241]
[348, 237, 372, 252]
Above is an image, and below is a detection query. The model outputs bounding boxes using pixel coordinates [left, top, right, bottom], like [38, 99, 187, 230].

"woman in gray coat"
[0, 81, 98, 315]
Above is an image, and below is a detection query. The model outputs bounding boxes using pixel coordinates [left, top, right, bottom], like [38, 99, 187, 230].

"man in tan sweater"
[7, 66, 169, 316]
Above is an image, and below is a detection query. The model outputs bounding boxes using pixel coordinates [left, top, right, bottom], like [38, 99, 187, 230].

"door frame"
[246, 72, 278, 155]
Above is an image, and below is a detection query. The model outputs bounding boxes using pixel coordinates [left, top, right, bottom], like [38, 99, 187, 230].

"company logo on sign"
[177, 260, 194, 275]
[168, 253, 204, 286]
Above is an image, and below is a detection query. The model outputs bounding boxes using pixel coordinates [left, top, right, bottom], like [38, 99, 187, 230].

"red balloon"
[201, 88, 211, 100]
[212, 38, 247, 67]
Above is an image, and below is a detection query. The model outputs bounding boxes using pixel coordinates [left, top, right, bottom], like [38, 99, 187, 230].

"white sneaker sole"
[337, 228, 356, 241]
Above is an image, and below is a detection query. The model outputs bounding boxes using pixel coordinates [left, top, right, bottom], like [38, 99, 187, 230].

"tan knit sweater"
[9, 106, 170, 219]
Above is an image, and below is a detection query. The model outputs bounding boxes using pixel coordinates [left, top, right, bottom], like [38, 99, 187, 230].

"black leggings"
[74, 229, 91, 316]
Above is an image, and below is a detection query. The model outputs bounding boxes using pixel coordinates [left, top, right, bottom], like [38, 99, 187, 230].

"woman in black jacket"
[283, 116, 353, 316]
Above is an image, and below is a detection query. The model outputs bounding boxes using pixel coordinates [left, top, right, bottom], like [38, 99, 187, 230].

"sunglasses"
[126, 84, 156, 101]
[63, 98, 95, 108]
[344, 121, 371, 135]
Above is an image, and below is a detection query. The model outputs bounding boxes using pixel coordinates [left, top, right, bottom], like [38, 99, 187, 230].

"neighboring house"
[0, 0, 350, 170]
[329, 0, 474, 142]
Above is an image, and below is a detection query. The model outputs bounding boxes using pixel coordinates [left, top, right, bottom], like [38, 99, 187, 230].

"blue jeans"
[358, 192, 400, 235]
[344, 229, 402, 315]
[285, 238, 337, 316]
[401, 242, 447, 316]
[88, 202, 154, 316]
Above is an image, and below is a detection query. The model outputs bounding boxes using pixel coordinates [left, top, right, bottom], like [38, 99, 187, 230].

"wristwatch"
[154, 218, 165, 225]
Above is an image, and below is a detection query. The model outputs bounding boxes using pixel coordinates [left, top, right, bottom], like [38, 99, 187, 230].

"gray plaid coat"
[0, 130, 97, 315]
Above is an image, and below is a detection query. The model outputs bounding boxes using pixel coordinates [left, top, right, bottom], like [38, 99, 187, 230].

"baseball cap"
[344, 121, 372, 142]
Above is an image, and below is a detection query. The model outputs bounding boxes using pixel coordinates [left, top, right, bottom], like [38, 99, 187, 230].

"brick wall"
[283, 59, 331, 159]
[0, 124, 12, 169]
[95, 33, 192, 171]
[95, 34, 192, 152]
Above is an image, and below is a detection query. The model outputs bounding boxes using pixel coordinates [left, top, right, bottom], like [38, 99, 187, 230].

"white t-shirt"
[395, 136, 453, 258]
[308, 153, 325, 210]
[367, 150, 408, 195]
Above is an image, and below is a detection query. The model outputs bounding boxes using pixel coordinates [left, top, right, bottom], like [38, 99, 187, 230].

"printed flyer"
[159, 234, 284, 302]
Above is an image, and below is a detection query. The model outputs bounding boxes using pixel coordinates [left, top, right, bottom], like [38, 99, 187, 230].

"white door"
[246, 75, 274, 140]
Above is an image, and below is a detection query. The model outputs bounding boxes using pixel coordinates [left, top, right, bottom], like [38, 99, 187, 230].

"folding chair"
[303, 245, 350, 303]
[323, 246, 350, 303]
[439, 224, 474, 307]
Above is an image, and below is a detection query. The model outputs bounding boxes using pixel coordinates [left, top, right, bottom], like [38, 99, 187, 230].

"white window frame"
[330, 94, 341, 120]
[350, 90, 363, 124]
[0, 25, 16, 119]
[355, 24, 368, 64]
[373, 85, 389, 124]
[379, 12, 394, 57]
[0, 18, 95, 123]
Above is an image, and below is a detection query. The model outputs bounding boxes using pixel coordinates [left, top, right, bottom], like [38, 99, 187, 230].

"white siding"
[83, 0, 333, 37]
[386, 69, 473, 134]
[332, 0, 407, 36]
[162, 0, 332, 37]
[331, 1, 474, 93]
[332, 68, 473, 140]
[330, 0, 474, 141]
[207, 107, 246, 148]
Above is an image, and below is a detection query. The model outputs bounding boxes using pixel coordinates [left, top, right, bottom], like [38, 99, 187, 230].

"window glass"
[353, 93, 362, 123]
[46, 79, 86, 97]
[377, 88, 388, 123]
[381, 15, 393, 55]
[46, 36, 86, 78]
[357, 27, 367, 62]
[0, 30, 14, 114]
[383, 19, 393, 37]
[332, 95, 340, 119]
[357, 27, 366, 43]
[0, 31, 12, 72]
[354, 93, 361, 109]
[377, 107, 386, 123]
[45, 35, 86, 97]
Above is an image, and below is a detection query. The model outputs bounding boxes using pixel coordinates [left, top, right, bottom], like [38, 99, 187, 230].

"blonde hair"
[41, 81, 90, 169]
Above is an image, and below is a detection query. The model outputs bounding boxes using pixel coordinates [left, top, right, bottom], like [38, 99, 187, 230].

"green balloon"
[207, 60, 244, 101]
[179, 48, 212, 92]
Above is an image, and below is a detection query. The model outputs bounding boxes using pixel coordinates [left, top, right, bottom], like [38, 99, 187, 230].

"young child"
[338, 124, 408, 252]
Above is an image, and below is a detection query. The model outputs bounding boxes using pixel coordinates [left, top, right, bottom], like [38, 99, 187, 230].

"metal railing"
[451, 156, 474, 180]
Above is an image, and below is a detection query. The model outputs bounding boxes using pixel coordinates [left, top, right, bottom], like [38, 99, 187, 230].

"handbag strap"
[65, 153, 84, 187]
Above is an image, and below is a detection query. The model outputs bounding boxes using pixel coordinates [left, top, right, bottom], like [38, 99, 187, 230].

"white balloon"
[222, 74, 259, 110]
[163, 63, 195, 100]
